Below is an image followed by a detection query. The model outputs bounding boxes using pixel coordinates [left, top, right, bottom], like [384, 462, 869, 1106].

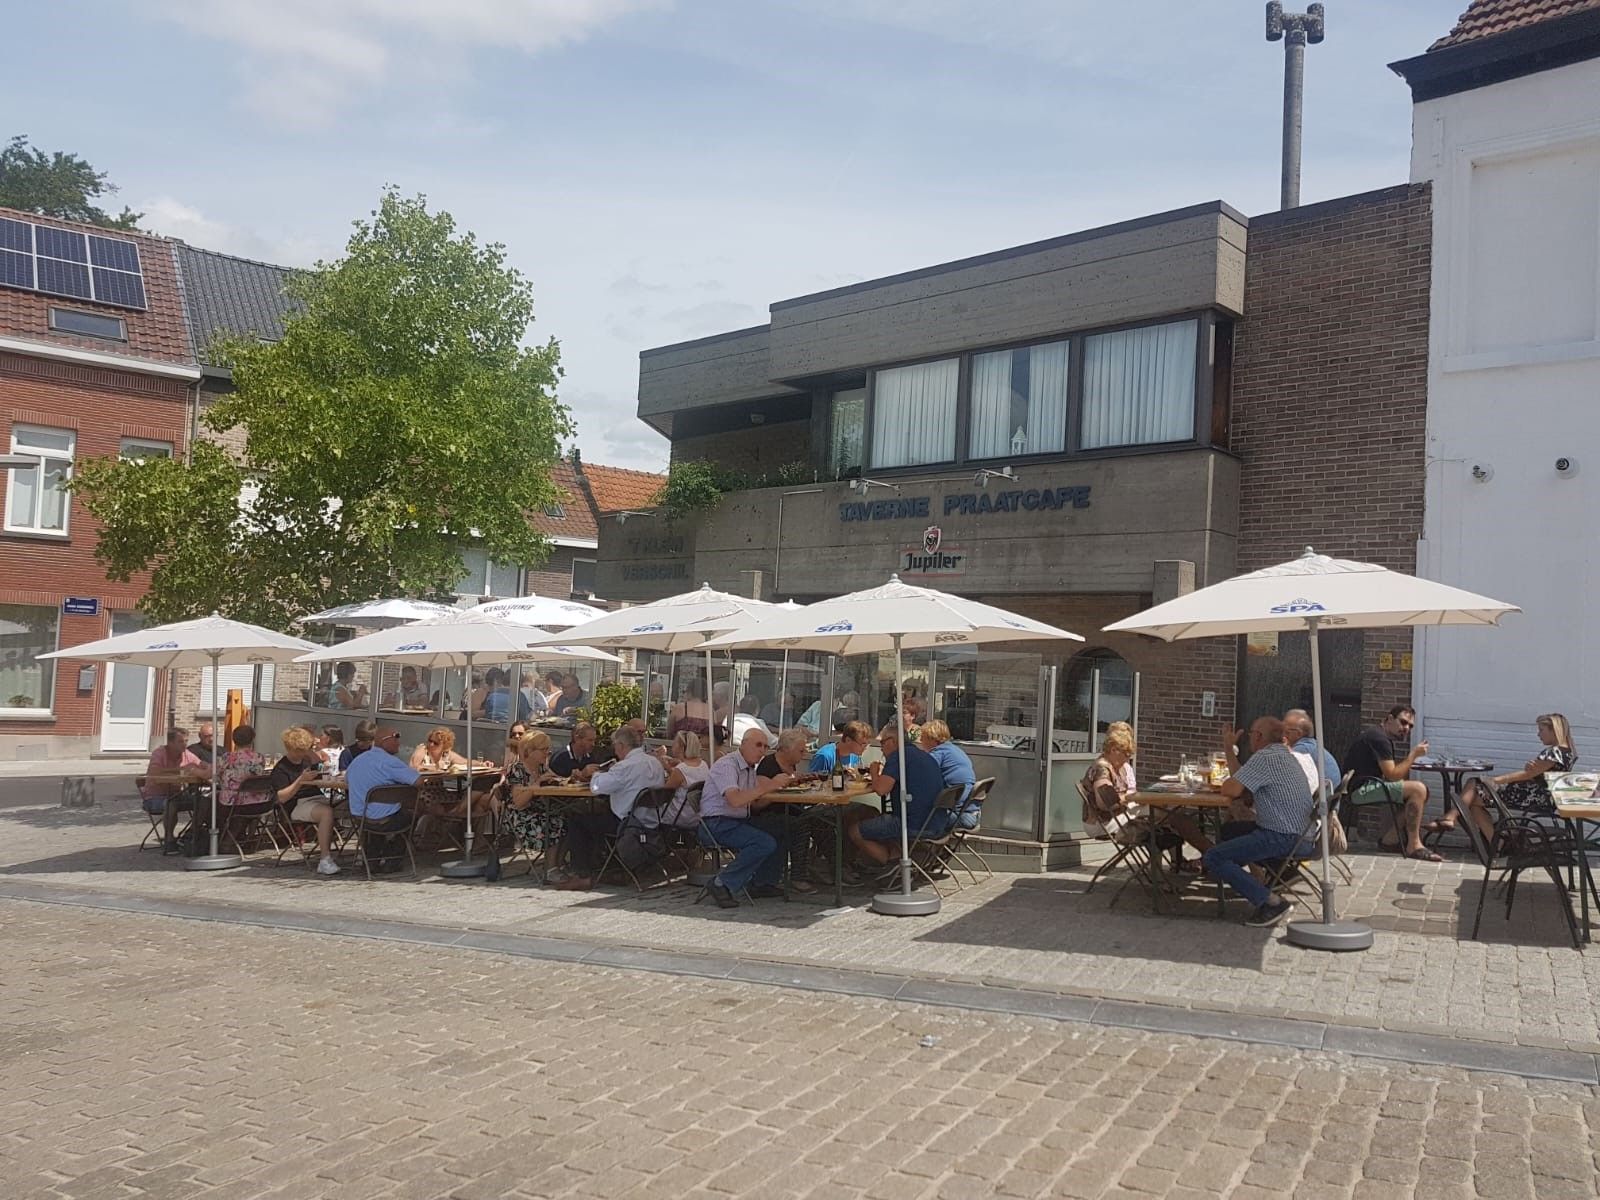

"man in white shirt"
[558, 725, 665, 890]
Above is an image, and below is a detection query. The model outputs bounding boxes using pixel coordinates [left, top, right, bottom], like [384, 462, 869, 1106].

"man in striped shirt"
[1202, 716, 1317, 927]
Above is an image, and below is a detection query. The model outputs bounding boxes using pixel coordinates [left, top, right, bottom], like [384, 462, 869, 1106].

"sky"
[7, 0, 1467, 473]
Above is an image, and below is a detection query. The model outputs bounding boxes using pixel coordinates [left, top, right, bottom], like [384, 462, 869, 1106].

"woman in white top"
[657, 730, 711, 829]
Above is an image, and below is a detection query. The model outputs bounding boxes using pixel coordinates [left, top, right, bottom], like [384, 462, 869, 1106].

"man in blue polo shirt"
[850, 723, 951, 867]
[346, 726, 420, 873]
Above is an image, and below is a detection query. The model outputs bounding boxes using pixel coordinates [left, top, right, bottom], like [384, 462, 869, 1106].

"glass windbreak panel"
[828, 387, 865, 479]
[928, 649, 1039, 748]
[378, 662, 441, 716]
[0, 603, 58, 711]
[969, 340, 1069, 459]
[1080, 319, 1198, 449]
[313, 657, 372, 711]
[1057, 648, 1134, 753]
[869, 359, 958, 468]
[724, 651, 825, 733]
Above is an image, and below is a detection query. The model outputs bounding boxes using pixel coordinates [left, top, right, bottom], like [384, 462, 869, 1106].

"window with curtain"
[5, 425, 74, 534]
[0, 603, 58, 714]
[869, 359, 958, 468]
[1080, 319, 1198, 450]
[828, 387, 865, 478]
[968, 340, 1069, 459]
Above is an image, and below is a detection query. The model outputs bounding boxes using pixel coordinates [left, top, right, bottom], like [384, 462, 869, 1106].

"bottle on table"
[831, 762, 845, 792]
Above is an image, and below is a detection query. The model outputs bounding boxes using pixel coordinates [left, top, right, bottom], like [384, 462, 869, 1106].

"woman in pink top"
[217, 724, 268, 808]
[140, 727, 205, 851]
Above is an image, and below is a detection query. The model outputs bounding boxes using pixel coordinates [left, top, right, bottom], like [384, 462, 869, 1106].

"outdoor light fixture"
[848, 477, 898, 494]
[972, 466, 1019, 488]
[613, 510, 653, 524]
[1556, 456, 1580, 478]
[1470, 463, 1494, 483]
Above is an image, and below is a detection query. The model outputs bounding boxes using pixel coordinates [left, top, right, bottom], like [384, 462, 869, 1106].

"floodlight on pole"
[1266, 2, 1325, 210]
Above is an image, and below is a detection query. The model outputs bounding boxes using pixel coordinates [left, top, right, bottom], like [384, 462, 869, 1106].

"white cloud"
[151, 0, 664, 123]
[137, 197, 330, 266]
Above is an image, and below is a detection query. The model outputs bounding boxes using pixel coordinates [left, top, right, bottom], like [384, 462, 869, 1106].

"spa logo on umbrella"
[815, 620, 854, 633]
[145, 641, 179, 649]
[1270, 598, 1327, 614]
[395, 640, 427, 651]
[630, 621, 665, 633]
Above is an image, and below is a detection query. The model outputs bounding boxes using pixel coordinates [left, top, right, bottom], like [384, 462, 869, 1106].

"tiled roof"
[581, 462, 665, 513]
[1431, 0, 1600, 49]
[172, 243, 300, 365]
[525, 459, 664, 543]
[531, 462, 599, 542]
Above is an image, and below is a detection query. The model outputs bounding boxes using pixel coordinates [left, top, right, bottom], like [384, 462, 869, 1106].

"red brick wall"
[0, 353, 192, 739]
[1232, 183, 1432, 729]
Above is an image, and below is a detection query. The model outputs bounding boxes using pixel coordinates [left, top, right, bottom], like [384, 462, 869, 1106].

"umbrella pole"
[873, 634, 940, 916]
[186, 650, 242, 871]
[780, 651, 789, 730]
[705, 648, 715, 761]
[441, 651, 488, 879]
[1286, 618, 1372, 951]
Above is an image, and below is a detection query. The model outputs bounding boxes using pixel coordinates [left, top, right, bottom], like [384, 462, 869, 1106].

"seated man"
[1284, 709, 1340, 796]
[1201, 717, 1317, 927]
[345, 726, 420, 872]
[559, 726, 666, 890]
[810, 720, 872, 776]
[697, 728, 793, 907]
[141, 726, 206, 852]
[758, 728, 819, 894]
[1345, 705, 1437, 861]
[850, 723, 950, 868]
[917, 720, 978, 829]
[550, 722, 601, 779]
[188, 722, 216, 767]
[552, 674, 588, 717]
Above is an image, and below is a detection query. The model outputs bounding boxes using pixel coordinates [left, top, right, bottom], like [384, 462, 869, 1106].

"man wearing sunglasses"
[1345, 704, 1438, 862]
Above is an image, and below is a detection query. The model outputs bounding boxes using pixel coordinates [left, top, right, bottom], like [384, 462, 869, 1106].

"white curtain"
[968, 341, 1068, 459]
[1025, 341, 1069, 454]
[1080, 319, 1197, 449]
[871, 359, 958, 468]
[967, 352, 1012, 460]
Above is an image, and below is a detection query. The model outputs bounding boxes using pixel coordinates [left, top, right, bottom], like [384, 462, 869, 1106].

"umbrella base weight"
[439, 858, 488, 879]
[184, 853, 244, 872]
[871, 891, 941, 917]
[1285, 919, 1374, 951]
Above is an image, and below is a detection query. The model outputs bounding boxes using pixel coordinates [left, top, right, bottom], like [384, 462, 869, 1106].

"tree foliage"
[0, 135, 141, 229]
[73, 191, 571, 627]
[653, 457, 815, 519]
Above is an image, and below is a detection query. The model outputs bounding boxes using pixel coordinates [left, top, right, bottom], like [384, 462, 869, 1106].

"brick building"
[603, 185, 1431, 867]
[0, 206, 202, 760]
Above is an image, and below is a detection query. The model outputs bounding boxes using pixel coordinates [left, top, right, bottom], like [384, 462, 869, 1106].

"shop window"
[4, 424, 75, 535]
[119, 437, 172, 462]
[1058, 647, 1134, 746]
[571, 558, 596, 596]
[455, 547, 519, 598]
[869, 358, 958, 468]
[49, 307, 127, 341]
[1079, 319, 1197, 450]
[0, 603, 60, 715]
[828, 387, 865, 478]
[969, 339, 1069, 459]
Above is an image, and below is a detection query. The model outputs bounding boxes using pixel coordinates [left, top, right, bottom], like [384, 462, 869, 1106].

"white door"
[100, 611, 155, 752]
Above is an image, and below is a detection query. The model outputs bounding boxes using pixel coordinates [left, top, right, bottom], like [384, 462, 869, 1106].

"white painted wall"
[1411, 56, 1600, 767]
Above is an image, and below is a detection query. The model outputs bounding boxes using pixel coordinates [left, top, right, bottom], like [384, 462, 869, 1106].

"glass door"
[100, 611, 154, 752]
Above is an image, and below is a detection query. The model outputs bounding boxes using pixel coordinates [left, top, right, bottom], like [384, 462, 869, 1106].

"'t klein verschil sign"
[838, 486, 1091, 523]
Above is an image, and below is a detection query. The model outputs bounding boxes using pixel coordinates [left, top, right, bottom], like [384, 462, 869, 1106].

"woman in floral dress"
[493, 730, 566, 866]
[1434, 713, 1577, 846]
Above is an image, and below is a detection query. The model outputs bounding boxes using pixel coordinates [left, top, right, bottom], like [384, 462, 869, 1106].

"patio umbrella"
[40, 614, 322, 871]
[530, 584, 785, 761]
[1104, 547, 1519, 951]
[700, 576, 1084, 916]
[296, 598, 461, 630]
[471, 595, 606, 628]
[296, 611, 621, 877]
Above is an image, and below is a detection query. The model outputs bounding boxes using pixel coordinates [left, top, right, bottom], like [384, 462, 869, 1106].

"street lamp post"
[1266, 2, 1326, 211]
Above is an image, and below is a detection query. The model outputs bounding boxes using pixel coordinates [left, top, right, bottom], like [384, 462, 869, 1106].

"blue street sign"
[62, 597, 100, 617]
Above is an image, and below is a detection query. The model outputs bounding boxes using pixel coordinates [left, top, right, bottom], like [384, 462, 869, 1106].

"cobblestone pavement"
[3, 901, 1598, 1200]
[3, 796, 1600, 1054]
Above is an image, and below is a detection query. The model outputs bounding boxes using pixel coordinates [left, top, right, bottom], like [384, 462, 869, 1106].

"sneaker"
[707, 882, 739, 909]
[1246, 898, 1291, 927]
[317, 856, 341, 876]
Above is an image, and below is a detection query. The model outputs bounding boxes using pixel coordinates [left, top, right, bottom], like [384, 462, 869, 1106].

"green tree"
[0, 135, 141, 229]
[73, 190, 571, 627]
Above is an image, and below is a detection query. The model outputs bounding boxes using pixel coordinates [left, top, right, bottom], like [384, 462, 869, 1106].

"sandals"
[1404, 847, 1444, 863]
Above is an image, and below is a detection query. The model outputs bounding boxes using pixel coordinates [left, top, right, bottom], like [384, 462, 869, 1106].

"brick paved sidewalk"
[3, 902, 1598, 1200]
[2, 796, 1599, 1054]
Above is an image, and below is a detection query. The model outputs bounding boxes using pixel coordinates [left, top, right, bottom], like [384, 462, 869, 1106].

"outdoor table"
[1415, 759, 1495, 862]
[1554, 798, 1600, 944]
[762, 781, 873, 907]
[512, 782, 604, 880]
[1130, 790, 1233, 915]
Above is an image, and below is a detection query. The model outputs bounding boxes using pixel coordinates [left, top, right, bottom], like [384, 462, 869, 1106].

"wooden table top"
[521, 783, 598, 798]
[143, 768, 211, 783]
[1131, 789, 1233, 809]
[1556, 801, 1600, 820]
[763, 781, 872, 806]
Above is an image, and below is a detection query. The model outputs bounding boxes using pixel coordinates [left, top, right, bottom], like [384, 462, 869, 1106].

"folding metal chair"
[1078, 775, 1163, 906]
[354, 784, 421, 880]
[1256, 808, 1325, 917]
[881, 785, 971, 895]
[595, 787, 676, 891]
[219, 776, 291, 859]
[942, 776, 995, 883]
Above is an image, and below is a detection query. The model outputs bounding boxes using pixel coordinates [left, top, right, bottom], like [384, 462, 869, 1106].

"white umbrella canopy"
[531, 583, 785, 652]
[40, 614, 322, 871]
[1104, 548, 1519, 952]
[703, 576, 1084, 917]
[296, 598, 461, 630]
[471, 594, 606, 629]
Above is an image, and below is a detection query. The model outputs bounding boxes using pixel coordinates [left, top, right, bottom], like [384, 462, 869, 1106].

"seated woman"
[326, 661, 369, 710]
[271, 726, 341, 875]
[1431, 713, 1577, 845]
[667, 677, 724, 744]
[501, 722, 529, 772]
[410, 726, 483, 825]
[492, 730, 567, 865]
[217, 724, 268, 808]
[657, 730, 711, 829]
[1080, 726, 1210, 867]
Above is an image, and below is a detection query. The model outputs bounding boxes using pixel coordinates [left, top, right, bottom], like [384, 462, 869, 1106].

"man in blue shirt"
[1284, 709, 1340, 794]
[917, 720, 979, 828]
[809, 721, 872, 775]
[346, 726, 420, 873]
[1201, 717, 1317, 927]
[850, 724, 951, 867]
[697, 728, 794, 907]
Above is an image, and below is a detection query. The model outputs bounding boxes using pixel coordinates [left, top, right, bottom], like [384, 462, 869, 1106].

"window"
[1058, 648, 1134, 741]
[0, 603, 59, 715]
[542, 503, 566, 518]
[49, 307, 126, 341]
[118, 438, 172, 462]
[870, 358, 958, 468]
[1080, 319, 1197, 449]
[969, 339, 1069, 459]
[828, 387, 865, 479]
[455, 548, 520, 598]
[4, 425, 75, 535]
[571, 558, 596, 596]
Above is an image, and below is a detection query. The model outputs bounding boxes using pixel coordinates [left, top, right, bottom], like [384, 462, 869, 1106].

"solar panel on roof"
[0, 249, 33, 289]
[35, 225, 88, 263]
[0, 218, 31, 253]
[88, 235, 140, 273]
[36, 256, 92, 300]
[92, 267, 146, 309]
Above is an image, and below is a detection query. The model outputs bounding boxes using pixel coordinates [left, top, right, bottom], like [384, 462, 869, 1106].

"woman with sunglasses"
[1430, 713, 1576, 845]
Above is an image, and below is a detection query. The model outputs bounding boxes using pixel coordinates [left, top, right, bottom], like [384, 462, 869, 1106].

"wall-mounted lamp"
[1556, 456, 1580, 479]
[613, 510, 654, 524]
[1470, 463, 1493, 483]
[749, 412, 766, 425]
[848, 477, 899, 495]
[973, 466, 1019, 488]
